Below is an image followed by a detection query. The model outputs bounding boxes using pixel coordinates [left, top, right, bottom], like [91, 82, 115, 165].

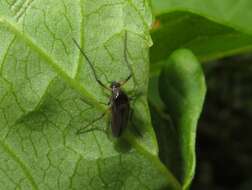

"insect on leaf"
[0, 0, 181, 189]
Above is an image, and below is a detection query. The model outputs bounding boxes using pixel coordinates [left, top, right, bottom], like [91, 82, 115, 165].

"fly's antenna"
[124, 31, 134, 77]
[124, 31, 131, 72]
[72, 38, 110, 90]
[122, 31, 135, 86]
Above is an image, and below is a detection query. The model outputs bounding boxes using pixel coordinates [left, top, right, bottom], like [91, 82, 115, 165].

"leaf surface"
[0, 1, 180, 189]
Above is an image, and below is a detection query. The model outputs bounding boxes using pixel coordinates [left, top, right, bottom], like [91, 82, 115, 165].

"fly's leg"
[79, 97, 109, 107]
[128, 91, 144, 102]
[119, 31, 136, 89]
[76, 108, 110, 135]
[120, 74, 132, 86]
[123, 31, 134, 82]
[122, 30, 144, 101]
[129, 108, 142, 137]
[104, 115, 112, 137]
[98, 96, 111, 105]
[72, 38, 111, 91]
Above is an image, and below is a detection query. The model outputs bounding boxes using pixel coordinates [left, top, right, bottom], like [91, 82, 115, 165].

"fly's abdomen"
[111, 93, 130, 137]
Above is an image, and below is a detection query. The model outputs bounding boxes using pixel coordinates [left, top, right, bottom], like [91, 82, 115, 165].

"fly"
[73, 32, 134, 137]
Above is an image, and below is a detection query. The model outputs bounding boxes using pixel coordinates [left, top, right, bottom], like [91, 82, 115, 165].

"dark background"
[191, 54, 252, 190]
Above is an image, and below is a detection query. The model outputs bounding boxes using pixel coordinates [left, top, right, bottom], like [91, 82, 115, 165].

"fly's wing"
[111, 100, 130, 137]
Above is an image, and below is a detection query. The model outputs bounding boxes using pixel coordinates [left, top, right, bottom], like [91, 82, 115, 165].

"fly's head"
[110, 81, 121, 99]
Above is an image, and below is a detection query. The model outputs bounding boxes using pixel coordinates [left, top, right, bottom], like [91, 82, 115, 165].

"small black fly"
[73, 32, 134, 137]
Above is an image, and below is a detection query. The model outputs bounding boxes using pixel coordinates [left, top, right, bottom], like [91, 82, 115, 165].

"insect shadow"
[72, 31, 142, 139]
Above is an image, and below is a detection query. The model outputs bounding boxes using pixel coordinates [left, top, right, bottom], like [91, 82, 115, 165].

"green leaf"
[149, 1, 252, 75]
[0, 1, 180, 189]
[151, 0, 252, 35]
[158, 49, 206, 189]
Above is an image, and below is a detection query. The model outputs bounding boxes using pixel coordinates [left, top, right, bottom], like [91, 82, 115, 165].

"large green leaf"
[150, 0, 252, 76]
[151, 0, 252, 35]
[0, 1, 180, 189]
[158, 49, 206, 189]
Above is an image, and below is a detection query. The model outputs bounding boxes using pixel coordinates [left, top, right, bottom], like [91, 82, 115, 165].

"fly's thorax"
[112, 88, 121, 100]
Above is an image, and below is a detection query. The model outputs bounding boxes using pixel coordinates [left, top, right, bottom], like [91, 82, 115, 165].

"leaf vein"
[0, 16, 104, 111]
[0, 139, 39, 190]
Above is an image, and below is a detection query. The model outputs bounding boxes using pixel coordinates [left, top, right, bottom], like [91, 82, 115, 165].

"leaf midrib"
[0, 16, 104, 112]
